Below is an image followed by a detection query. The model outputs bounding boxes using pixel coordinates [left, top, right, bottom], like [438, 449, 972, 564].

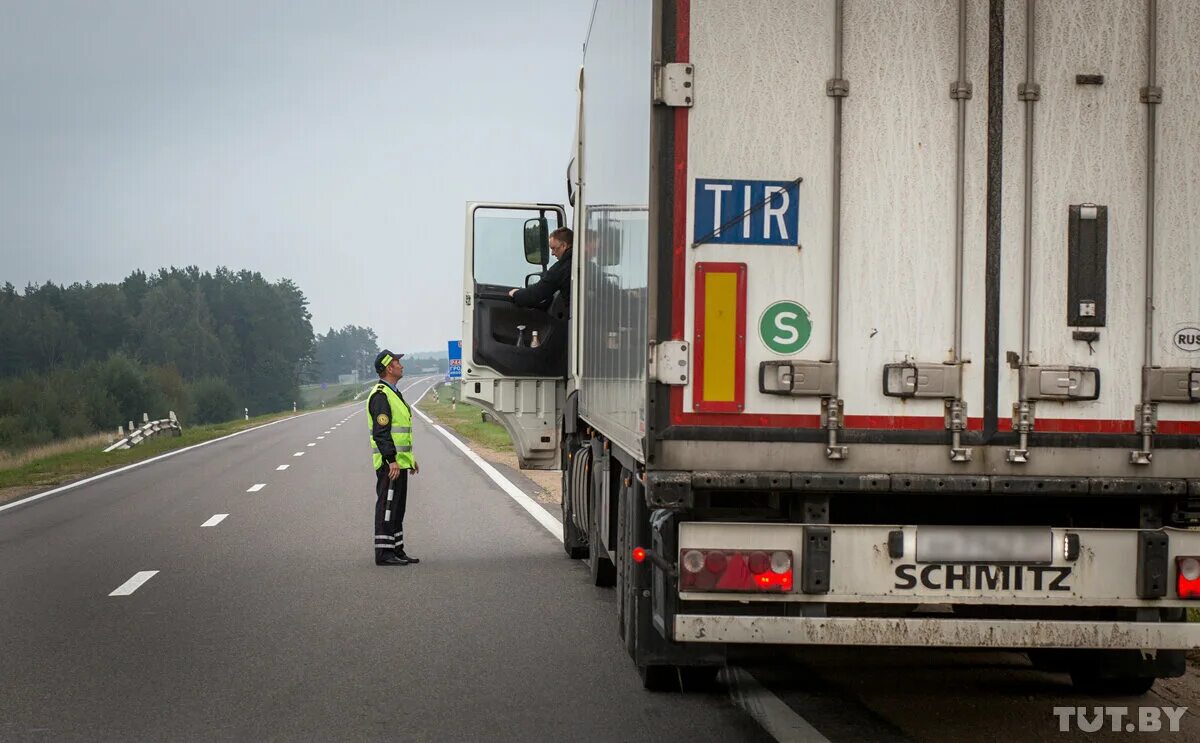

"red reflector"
[747, 551, 770, 575]
[632, 547, 647, 564]
[1177, 556, 1200, 598]
[705, 551, 728, 574]
[677, 548, 794, 593]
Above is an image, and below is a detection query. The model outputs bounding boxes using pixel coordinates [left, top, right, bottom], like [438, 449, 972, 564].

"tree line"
[0, 267, 378, 450]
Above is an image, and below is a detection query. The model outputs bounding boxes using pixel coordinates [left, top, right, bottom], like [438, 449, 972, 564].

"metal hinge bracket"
[653, 63, 694, 107]
[1006, 401, 1034, 464]
[1140, 86, 1163, 104]
[826, 78, 849, 98]
[950, 81, 973, 100]
[1018, 82, 1041, 101]
[649, 340, 690, 385]
[822, 397, 848, 460]
[946, 399, 972, 462]
[1131, 402, 1158, 465]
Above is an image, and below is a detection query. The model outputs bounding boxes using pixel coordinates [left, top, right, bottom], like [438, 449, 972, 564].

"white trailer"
[462, 0, 1200, 692]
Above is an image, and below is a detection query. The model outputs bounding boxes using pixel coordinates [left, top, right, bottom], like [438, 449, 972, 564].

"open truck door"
[461, 202, 567, 470]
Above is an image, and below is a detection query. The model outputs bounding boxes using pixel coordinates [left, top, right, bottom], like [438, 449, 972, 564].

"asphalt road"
[0, 377, 766, 742]
[4, 375, 1197, 743]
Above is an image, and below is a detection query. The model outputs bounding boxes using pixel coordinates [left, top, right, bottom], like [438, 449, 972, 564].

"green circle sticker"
[759, 301, 813, 355]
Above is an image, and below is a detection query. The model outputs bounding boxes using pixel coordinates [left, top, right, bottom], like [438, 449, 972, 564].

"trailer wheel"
[587, 462, 616, 587]
[560, 445, 588, 559]
[1069, 671, 1156, 696]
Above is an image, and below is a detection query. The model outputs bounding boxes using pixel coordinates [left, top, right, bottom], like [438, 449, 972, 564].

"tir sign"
[693, 178, 800, 246]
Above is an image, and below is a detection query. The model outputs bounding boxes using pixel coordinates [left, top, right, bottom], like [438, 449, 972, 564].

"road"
[2, 374, 1197, 742]
[0, 377, 764, 742]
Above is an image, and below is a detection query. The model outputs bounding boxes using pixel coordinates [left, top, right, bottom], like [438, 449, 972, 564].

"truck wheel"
[587, 463, 616, 587]
[638, 664, 719, 692]
[615, 477, 628, 641]
[638, 664, 676, 691]
[560, 446, 588, 559]
[1069, 671, 1156, 696]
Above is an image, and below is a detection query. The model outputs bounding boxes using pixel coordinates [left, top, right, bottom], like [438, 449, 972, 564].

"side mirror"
[523, 218, 549, 266]
[525, 272, 543, 287]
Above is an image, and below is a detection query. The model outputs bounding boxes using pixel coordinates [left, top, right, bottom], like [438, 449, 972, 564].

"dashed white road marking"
[109, 571, 159, 596]
[0, 408, 331, 515]
[317, 436, 325, 440]
[246, 484, 266, 492]
[306, 443, 316, 447]
[293, 452, 305, 457]
[201, 514, 228, 527]
[276, 464, 290, 471]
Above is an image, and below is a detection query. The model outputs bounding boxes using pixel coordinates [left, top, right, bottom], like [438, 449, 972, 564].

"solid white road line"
[276, 465, 290, 471]
[0, 408, 336, 515]
[721, 667, 831, 742]
[411, 379, 821, 743]
[201, 514, 228, 527]
[410, 406, 561, 541]
[109, 571, 159, 596]
[246, 484, 266, 492]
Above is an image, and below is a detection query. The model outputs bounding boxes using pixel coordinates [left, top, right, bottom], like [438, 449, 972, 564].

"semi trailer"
[461, 0, 1200, 692]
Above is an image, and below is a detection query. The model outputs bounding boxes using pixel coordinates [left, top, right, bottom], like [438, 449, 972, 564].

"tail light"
[1177, 556, 1200, 598]
[679, 548, 793, 593]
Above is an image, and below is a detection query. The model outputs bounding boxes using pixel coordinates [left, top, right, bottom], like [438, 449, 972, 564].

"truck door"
[461, 202, 568, 469]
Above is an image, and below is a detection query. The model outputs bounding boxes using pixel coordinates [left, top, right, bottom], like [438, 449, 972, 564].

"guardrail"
[102, 412, 182, 453]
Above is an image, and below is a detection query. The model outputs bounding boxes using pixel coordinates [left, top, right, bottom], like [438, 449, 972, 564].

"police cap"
[374, 349, 405, 374]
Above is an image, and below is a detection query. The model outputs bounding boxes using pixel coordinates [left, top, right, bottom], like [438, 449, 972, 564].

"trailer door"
[461, 202, 567, 469]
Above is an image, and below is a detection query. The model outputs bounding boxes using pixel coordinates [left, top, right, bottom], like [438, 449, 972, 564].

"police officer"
[368, 349, 421, 566]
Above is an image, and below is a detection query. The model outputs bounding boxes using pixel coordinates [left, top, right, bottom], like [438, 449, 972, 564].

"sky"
[0, 0, 595, 353]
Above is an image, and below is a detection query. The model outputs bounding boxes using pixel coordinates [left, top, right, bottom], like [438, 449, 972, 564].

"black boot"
[396, 550, 419, 564]
[375, 550, 408, 566]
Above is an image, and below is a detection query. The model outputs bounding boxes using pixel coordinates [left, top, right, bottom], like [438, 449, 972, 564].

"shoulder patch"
[376, 413, 390, 426]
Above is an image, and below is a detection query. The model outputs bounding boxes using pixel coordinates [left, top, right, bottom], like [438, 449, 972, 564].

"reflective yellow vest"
[368, 382, 414, 470]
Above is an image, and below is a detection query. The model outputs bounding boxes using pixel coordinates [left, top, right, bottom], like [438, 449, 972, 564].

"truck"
[461, 0, 1200, 693]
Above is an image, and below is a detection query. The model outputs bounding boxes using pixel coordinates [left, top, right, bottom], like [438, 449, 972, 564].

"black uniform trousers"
[374, 466, 408, 558]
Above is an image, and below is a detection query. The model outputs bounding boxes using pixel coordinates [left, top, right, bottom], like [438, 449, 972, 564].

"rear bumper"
[674, 615, 1200, 649]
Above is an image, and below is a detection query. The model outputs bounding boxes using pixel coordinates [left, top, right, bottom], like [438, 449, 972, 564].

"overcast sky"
[0, 0, 594, 353]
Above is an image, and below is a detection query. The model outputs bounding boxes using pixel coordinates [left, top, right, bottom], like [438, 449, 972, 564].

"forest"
[0, 267, 377, 449]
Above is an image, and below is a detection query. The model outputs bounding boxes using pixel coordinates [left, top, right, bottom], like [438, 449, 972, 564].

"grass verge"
[299, 381, 371, 409]
[0, 410, 306, 492]
[416, 382, 512, 452]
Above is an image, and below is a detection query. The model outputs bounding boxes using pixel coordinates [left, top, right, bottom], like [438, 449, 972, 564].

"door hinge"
[653, 63, 694, 107]
[649, 340, 689, 385]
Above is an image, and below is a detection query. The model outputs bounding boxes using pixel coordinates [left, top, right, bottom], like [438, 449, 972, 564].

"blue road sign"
[693, 178, 800, 246]
[448, 339, 462, 379]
